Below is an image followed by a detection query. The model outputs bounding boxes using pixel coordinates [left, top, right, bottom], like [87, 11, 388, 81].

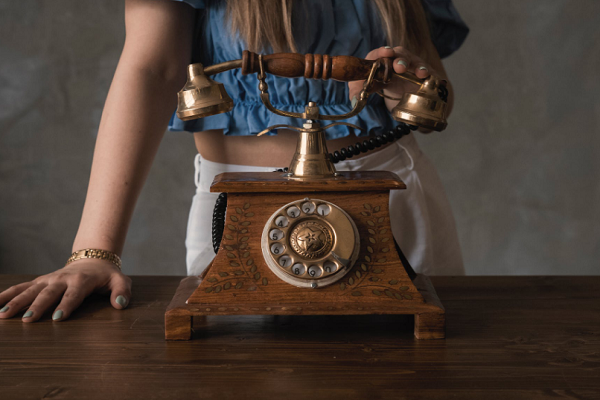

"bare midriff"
[193, 129, 393, 167]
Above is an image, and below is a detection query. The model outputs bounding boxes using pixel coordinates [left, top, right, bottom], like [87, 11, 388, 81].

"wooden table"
[1, 275, 599, 399]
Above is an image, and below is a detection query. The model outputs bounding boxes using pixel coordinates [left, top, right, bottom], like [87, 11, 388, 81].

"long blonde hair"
[227, 0, 434, 59]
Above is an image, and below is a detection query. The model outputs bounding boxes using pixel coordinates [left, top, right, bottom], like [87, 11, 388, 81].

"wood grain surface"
[1, 275, 600, 399]
[189, 191, 425, 308]
[210, 171, 406, 193]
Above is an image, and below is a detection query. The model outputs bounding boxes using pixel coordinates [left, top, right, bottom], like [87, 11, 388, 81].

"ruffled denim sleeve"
[421, 0, 469, 58]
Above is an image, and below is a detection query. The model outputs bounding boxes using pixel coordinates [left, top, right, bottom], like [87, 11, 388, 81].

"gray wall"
[1, 0, 598, 276]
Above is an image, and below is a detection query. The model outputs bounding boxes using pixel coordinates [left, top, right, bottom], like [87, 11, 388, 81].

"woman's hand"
[348, 46, 437, 111]
[0, 260, 132, 322]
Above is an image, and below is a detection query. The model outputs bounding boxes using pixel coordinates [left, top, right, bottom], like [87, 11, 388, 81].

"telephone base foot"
[165, 274, 445, 340]
[164, 276, 199, 340]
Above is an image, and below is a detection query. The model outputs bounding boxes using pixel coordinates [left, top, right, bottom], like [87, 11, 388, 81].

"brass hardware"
[287, 119, 337, 179]
[256, 121, 365, 179]
[283, 119, 367, 179]
[261, 198, 360, 288]
[176, 64, 234, 120]
[203, 59, 242, 76]
[389, 76, 448, 131]
[256, 121, 363, 137]
[257, 120, 363, 179]
[256, 56, 377, 121]
[176, 52, 449, 135]
[290, 220, 334, 259]
[392, 70, 423, 86]
[254, 58, 381, 180]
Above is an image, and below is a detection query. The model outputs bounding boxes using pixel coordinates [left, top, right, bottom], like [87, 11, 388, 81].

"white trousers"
[185, 133, 465, 277]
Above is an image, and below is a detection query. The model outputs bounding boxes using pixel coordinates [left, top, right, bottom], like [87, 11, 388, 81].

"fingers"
[347, 85, 362, 108]
[108, 274, 132, 310]
[363, 46, 433, 77]
[413, 63, 431, 79]
[42, 284, 93, 323]
[348, 46, 398, 100]
[389, 46, 431, 79]
[363, 46, 396, 61]
[388, 46, 411, 74]
[348, 45, 432, 102]
[0, 281, 35, 307]
[19, 283, 68, 322]
[0, 283, 47, 319]
[1, 262, 130, 323]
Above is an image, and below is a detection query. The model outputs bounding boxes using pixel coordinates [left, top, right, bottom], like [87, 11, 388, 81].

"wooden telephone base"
[165, 171, 445, 340]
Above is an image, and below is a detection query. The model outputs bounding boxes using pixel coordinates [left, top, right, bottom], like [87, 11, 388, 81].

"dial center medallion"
[289, 221, 333, 259]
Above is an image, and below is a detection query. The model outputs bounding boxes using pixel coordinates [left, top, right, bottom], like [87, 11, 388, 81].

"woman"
[0, 0, 468, 323]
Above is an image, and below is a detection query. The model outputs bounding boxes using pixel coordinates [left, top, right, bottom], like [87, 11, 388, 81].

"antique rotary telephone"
[165, 51, 448, 340]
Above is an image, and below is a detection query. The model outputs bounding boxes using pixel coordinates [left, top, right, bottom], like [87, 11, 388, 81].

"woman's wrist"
[66, 249, 122, 270]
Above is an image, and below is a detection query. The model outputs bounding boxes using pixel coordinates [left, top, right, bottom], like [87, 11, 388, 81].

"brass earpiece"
[390, 76, 448, 131]
[176, 63, 234, 121]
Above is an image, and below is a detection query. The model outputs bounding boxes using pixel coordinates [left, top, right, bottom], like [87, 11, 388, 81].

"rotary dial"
[261, 198, 359, 288]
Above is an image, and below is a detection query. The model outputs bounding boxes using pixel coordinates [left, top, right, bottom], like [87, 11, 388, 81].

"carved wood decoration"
[165, 172, 445, 341]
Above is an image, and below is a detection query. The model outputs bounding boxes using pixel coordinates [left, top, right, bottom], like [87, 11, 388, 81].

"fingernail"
[397, 60, 408, 68]
[384, 46, 392, 49]
[23, 310, 34, 318]
[52, 310, 63, 321]
[0, 306, 9, 313]
[418, 66, 428, 71]
[351, 96, 357, 108]
[116, 295, 128, 308]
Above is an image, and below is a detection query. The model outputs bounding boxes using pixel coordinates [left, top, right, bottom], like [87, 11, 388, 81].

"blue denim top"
[169, 0, 468, 138]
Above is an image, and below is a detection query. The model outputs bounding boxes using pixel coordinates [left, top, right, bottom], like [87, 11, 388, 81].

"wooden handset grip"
[241, 50, 393, 82]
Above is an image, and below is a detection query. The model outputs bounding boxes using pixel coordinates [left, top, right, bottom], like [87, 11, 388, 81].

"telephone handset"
[176, 51, 449, 131]
[165, 51, 449, 341]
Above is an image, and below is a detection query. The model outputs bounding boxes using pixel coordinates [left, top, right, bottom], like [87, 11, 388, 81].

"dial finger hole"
[278, 255, 292, 268]
[269, 229, 284, 241]
[287, 206, 301, 218]
[270, 243, 285, 255]
[291, 263, 306, 276]
[323, 261, 338, 274]
[275, 216, 289, 228]
[307, 265, 323, 278]
[316, 204, 331, 216]
[302, 202, 315, 214]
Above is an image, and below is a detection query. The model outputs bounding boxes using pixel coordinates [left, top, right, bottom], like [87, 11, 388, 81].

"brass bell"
[287, 120, 337, 179]
[176, 63, 234, 121]
[391, 76, 448, 131]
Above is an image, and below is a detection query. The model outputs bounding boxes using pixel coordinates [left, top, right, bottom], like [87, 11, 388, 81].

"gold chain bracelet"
[66, 249, 122, 270]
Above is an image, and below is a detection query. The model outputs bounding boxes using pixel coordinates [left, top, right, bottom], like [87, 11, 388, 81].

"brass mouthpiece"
[176, 64, 234, 121]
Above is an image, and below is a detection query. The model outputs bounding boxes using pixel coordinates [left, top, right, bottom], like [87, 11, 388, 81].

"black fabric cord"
[212, 192, 228, 254]
[328, 123, 415, 164]
[394, 240, 417, 281]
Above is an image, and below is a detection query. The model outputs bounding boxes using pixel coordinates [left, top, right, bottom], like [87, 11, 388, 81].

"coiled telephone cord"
[328, 122, 415, 164]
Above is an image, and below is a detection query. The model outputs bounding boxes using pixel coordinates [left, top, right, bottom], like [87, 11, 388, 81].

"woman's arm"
[73, 0, 194, 254]
[0, 0, 195, 323]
